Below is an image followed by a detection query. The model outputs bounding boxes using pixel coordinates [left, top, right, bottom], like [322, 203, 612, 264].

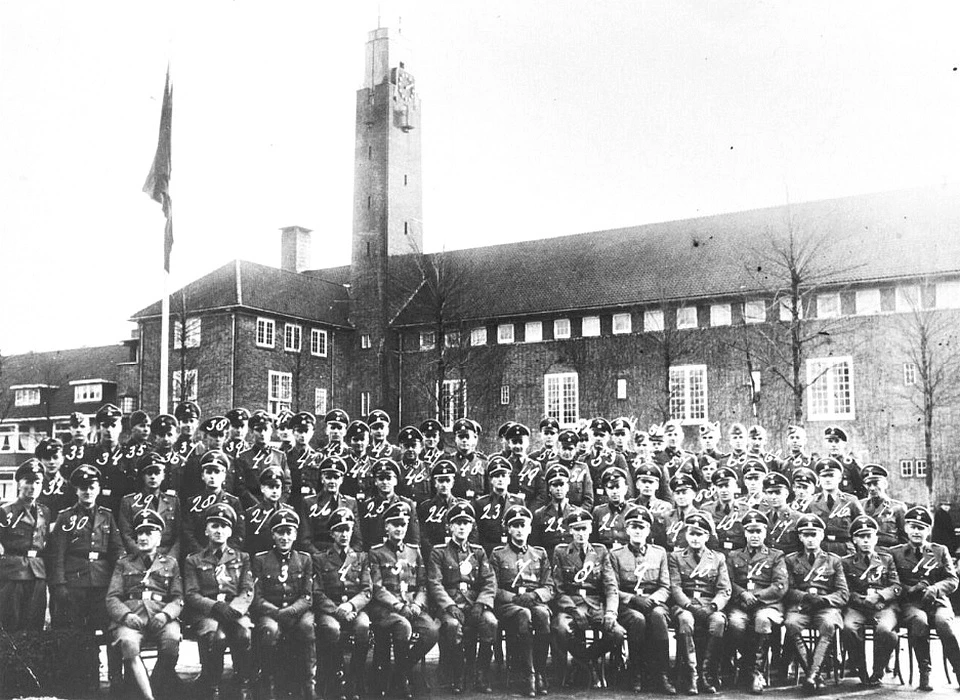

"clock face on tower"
[394, 68, 416, 105]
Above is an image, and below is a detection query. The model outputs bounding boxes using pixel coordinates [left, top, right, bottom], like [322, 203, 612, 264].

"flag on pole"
[143, 67, 173, 271]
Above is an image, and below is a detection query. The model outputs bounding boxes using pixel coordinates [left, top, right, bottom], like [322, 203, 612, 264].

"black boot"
[751, 634, 770, 695]
[107, 644, 124, 696]
[393, 639, 413, 700]
[474, 641, 493, 693]
[658, 645, 678, 695]
[346, 642, 368, 700]
[533, 634, 550, 695]
[805, 630, 832, 690]
[205, 635, 227, 699]
[914, 635, 933, 692]
[700, 637, 720, 695]
[679, 634, 699, 696]
[260, 644, 277, 700]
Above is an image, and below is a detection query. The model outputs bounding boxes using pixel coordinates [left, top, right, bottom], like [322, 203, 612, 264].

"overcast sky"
[1, 1, 958, 355]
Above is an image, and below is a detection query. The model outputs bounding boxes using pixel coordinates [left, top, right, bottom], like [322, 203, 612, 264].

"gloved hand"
[398, 605, 413, 620]
[630, 595, 654, 613]
[124, 613, 145, 631]
[447, 604, 465, 623]
[740, 592, 759, 609]
[146, 612, 169, 635]
[409, 603, 422, 618]
[469, 603, 487, 623]
[276, 607, 296, 626]
[514, 593, 537, 608]
[212, 601, 233, 622]
[602, 610, 618, 632]
[921, 588, 938, 605]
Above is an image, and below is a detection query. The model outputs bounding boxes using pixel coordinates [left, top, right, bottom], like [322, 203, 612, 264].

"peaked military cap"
[624, 505, 653, 526]
[814, 457, 843, 475]
[647, 423, 665, 441]
[70, 464, 101, 487]
[905, 506, 933, 529]
[397, 426, 423, 445]
[762, 471, 791, 491]
[200, 450, 231, 472]
[792, 466, 818, 486]
[663, 419, 684, 434]
[557, 429, 579, 447]
[850, 515, 880, 537]
[728, 422, 746, 437]
[174, 401, 201, 421]
[276, 409, 295, 430]
[69, 411, 90, 428]
[151, 414, 178, 434]
[15, 459, 44, 482]
[291, 411, 316, 431]
[373, 458, 401, 480]
[699, 421, 721, 436]
[95, 403, 123, 425]
[35, 437, 63, 459]
[345, 420, 370, 439]
[505, 423, 531, 440]
[741, 509, 769, 528]
[269, 507, 300, 531]
[670, 472, 699, 492]
[324, 409, 350, 426]
[504, 504, 533, 526]
[419, 419, 444, 435]
[824, 426, 848, 441]
[742, 459, 769, 477]
[447, 501, 476, 524]
[786, 424, 806, 437]
[497, 421, 517, 439]
[138, 452, 166, 475]
[328, 508, 356, 531]
[538, 417, 560, 431]
[860, 464, 888, 482]
[487, 455, 512, 477]
[225, 408, 250, 427]
[452, 418, 480, 435]
[259, 466, 284, 486]
[796, 513, 826, 532]
[684, 512, 713, 534]
[601, 465, 629, 484]
[544, 464, 571, 484]
[366, 409, 391, 426]
[431, 459, 457, 479]
[205, 502, 238, 528]
[611, 417, 633, 433]
[319, 456, 348, 476]
[248, 412, 274, 430]
[129, 410, 150, 427]
[565, 508, 593, 528]
[712, 466, 739, 485]
[133, 509, 165, 533]
[589, 417, 612, 434]
[634, 462, 663, 481]
[200, 416, 230, 436]
[748, 425, 767, 439]
[383, 501, 413, 524]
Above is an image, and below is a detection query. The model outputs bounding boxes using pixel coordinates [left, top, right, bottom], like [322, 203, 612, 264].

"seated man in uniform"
[183, 503, 254, 700]
[105, 509, 182, 700]
[551, 508, 624, 689]
[490, 504, 554, 697]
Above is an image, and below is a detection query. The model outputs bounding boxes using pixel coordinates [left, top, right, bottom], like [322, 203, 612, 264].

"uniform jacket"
[50, 503, 122, 587]
[452, 451, 488, 500]
[180, 448, 239, 503]
[473, 491, 525, 552]
[805, 491, 864, 551]
[726, 545, 787, 607]
[551, 541, 619, 613]
[591, 500, 632, 549]
[92, 443, 138, 514]
[299, 492, 361, 554]
[368, 539, 428, 612]
[416, 493, 459, 553]
[223, 436, 249, 460]
[531, 499, 576, 554]
[118, 490, 180, 559]
[287, 444, 320, 508]
[776, 451, 815, 479]
[62, 440, 90, 476]
[152, 446, 186, 495]
[312, 544, 371, 615]
[490, 541, 554, 605]
[609, 542, 670, 606]
[705, 499, 747, 553]
[668, 547, 732, 610]
[860, 497, 907, 548]
[783, 549, 849, 610]
[760, 505, 801, 555]
[536, 459, 593, 510]
[509, 453, 543, 507]
[342, 452, 374, 500]
[359, 493, 420, 550]
[38, 471, 74, 518]
[399, 457, 433, 504]
[890, 541, 959, 609]
[236, 444, 291, 509]
[106, 551, 183, 630]
[0, 499, 50, 580]
[182, 489, 245, 555]
[184, 543, 254, 624]
[841, 550, 901, 612]
[244, 502, 289, 555]
[662, 506, 718, 552]
[427, 539, 496, 611]
[367, 441, 403, 463]
[834, 455, 866, 498]
[251, 548, 313, 616]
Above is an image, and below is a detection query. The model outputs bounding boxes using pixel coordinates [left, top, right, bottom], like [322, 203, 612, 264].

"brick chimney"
[280, 226, 312, 273]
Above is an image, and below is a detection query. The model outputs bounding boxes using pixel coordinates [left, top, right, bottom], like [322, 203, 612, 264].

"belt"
[445, 583, 470, 593]
[129, 592, 168, 603]
[3, 549, 40, 558]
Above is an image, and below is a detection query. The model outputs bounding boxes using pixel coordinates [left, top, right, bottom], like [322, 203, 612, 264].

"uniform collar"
[509, 540, 528, 555]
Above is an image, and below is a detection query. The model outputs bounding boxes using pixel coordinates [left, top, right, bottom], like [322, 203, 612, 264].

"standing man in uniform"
[591, 466, 634, 550]
[299, 456, 361, 555]
[367, 410, 402, 461]
[243, 468, 294, 555]
[474, 456, 525, 554]
[823, 427, 865, 498]
[173, 401, 201, 460]
[759, 472, 801, 555]
[223, 408, 251, 460]
[63, 412, 92, 476]
[417, 459, 460, 555]
[777, 425, 814, 479]
[319, 409, 350, 459]
[36, 438, 73, 517]
[859, 464, 906, 549]
[538, 430, 593, 510]
[418, 419, 446, 466]
[288, 412, 320, 511]
[704, 467, 746, 555]
[805, 457, 863, 556]
[0, 460, 50, 631]
[118, 452, 181, 559]
[531, 465, 576, 556]
[397, 426, 432, 505]
[359, 459, 420, 550]
[451, 419, 487, 501]
[529, 418, 560, 468]
[92, 403, 136, 516]
[181, 451, 245, 556]
[236, 412, 291, 510]
[342, 420, 373, 501]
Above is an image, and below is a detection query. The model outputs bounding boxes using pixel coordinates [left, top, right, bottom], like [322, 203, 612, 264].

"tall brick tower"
[350, 27, 423, 418]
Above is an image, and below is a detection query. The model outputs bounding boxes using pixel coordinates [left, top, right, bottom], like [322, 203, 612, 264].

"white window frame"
[360, 391, 371, 417]
[438, 379, 467, 430]
[806, 356, 855, 421]
[676, 307, 698, 330]
[73, 383, 103, 404]
[284, 323, 302, 352]
[500, 385, 510, 405]
[903, 362, 918, 386]
[268, 371, 292, 414]
[855, 288, 882, 316]
[644, 309, 664, 332]
[498, 324, 515, 344]
[444, 331, 461, 348]
[937, 280, 960, 309]
[173, 316, 201, 349]
[525, 321, 543, 343]
[554, 318, 571, 339]
[172, 369, 198, 402]
[900, 459, 914, 478]
[315, 388, 328, 415]
[419, 330, 436, 351]
[470, 327, 487, 346]
[616, 378, 627, 400]
[668, 364, 708, 425]
[779, 298, 803, 322]
[612, 313, 632, 334]
[816, 292, 841, 319]
[14, 388, 40, 407]
[916, 459, 927, 477]
[710, 304, 732, 327]
[744, 300, 766, 324]
[544, 372, 579, 427]
[896, 285, 921, 313]
[582, 316, 601, 337]
[310, 328, 328, 357]
[361, 334, 372, 349]
[256, 317, 275, 348]
[119, 397, 136, 414]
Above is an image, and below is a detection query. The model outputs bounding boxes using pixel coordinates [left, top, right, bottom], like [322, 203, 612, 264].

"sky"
[1, 1, 959, 355]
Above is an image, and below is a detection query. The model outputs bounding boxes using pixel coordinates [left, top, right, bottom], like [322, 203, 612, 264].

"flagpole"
[160, 267, 170, 414]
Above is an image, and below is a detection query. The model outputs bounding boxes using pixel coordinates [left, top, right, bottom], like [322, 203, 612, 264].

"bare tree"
[897, 288, 960, 495]
[645, 303, 698, 422]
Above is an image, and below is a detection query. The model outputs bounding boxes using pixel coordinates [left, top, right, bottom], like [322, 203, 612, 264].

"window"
[284, 323, 302, 352]
[498, 324, 515, 344]
[119, 397, 136, 414]
[438, 379, 466, 429]
[900, 460, 915, 478]
[256, 318, 275, 348]
[268, 371, 292, 414]
[937, 280, 960, 309]
[444, 331, 461, 348]
[470, 327, 487, 346]
[525, 321, 543, 343]
[173, 316, 201, 349]
[544, 372, 579, 427]
[500, 385, 510, 405]
[816, 293, 841, 319]
[612, 313, 632, 334]
[669, 365, 708, 424]
[744, 300, 766, 324]
[904, 362, 918, 386]
[616, 378, 627, 400]
[855, 289, 881, 315]
[419, 331, 436, 350]
[310, 329, 328, 357]
[14, 388, 40, 407]
[676, 307, 697, 330]
[554, 319, 571, 339]
[360, 391, 371, 417]
[172, 369, 198, 402]
[582, 316, 601, 337]
[361, 334, 372, 349]
[710, 304, 731, 327]
[916, 459, 928, 477]
[807, 356, 855, 420]
[779, 298, 803, 321]
[896, 285, 921, 312]
[644, 309, 664, 332]
[315, 388, 328, 415]
[73, 383, 102, 404]
[0, 425, 18, 453]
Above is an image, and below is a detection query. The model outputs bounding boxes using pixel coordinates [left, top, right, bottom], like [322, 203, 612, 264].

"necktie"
[915, 546, 923, 559]
[808, 553, 815, 566]
[724, 505, 731, 516]
[827, 495, 835, 510]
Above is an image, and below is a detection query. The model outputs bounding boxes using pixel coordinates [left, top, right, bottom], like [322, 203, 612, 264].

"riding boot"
[474, 640, 493, 693]
[393, 638, 413, 699]
[751, 634, 770, 695]
[700, 637, 720, 694]
[346, 641, 369, 700]
[127, 657, 155, 700]
[807, 630, 833, 688]
[914, 635, 933, 692]
[260, 644, 277, 700]
[533, 633, 550, 695]
[302, 638, 318, 700]
[108, 644, 125, 695]
[788, 632, 810, 677]
[205, 635, 227, 697]
[658, 645, 678, 695]
[232, 641, 254, 700]
[679, 634, 699, 696]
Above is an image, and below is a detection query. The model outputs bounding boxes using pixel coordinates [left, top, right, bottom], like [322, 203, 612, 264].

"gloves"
[921, 588, 938, 605]
[602, 610, 618, 632]
[630, 595, 654, 613]
[276, 607, 296, 626]
[447, 604, 465, 623]
[469, 603, 487, 623]
[398, 605, 413, 620]
[409, 603, 422, 617]
[124, 613, 145, 631]
[212, 601, 233, 622]
[514, 593, 537, 608]
[146, 612, 169, 635]
[740, 592, 759, 609]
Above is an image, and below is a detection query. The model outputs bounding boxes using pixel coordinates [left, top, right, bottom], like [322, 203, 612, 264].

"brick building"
[133, 27, 960, 505]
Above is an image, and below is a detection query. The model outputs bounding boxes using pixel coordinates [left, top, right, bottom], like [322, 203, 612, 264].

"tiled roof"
[131, 260, 352, 327]
[390, 186, 960, 326]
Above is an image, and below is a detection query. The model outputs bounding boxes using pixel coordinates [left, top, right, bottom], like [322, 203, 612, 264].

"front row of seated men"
[4, 460, 960, 700]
